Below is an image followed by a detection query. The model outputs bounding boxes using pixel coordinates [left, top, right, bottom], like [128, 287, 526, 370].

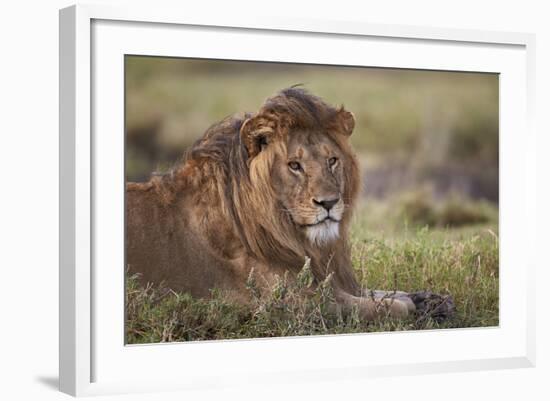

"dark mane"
[258, 87, 343, 133]
[186, 112, 251, 165]
[184, 87, 343, 166]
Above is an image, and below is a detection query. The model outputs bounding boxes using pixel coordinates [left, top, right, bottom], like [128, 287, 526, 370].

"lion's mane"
[128, 87, 362, 295]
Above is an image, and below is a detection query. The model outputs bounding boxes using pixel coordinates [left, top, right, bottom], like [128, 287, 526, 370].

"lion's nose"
[313, 197, 340, 211]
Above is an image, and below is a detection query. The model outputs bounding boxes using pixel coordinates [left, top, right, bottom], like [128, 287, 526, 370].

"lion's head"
[177, 87, 360, 284]
[238, 87, 360, 247]
[239, 89, 357, 247]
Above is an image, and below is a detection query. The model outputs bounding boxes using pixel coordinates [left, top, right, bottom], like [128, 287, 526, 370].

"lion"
[126, 87, 454, 321]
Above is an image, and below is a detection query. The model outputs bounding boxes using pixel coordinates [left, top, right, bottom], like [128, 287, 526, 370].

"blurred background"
[125, 56, 499, 229]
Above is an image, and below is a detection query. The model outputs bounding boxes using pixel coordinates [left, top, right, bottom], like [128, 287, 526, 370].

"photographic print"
[125, 56, 498, 344]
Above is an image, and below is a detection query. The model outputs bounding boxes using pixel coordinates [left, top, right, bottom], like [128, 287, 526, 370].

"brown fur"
[126, 87, 412, 319]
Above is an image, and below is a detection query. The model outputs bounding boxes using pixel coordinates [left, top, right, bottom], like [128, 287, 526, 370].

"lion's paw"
[375, 298, 410, 319]
[408, 291, 455, 322]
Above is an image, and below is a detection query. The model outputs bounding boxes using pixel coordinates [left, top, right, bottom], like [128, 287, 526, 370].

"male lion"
[127, 87, 453, 321]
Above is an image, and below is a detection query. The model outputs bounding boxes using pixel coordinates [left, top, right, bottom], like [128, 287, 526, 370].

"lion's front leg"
[335, 290, 411, 321]
[363, 289, 456, 322]
[365, 290, 416, 314]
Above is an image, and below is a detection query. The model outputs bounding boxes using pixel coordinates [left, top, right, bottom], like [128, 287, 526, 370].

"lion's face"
[239, 89, 358, 251]
[271, 130, 347, 245]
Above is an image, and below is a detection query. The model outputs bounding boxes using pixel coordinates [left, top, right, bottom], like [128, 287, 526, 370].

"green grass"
[350, 202, 499, 328]
[126, 200, 499, 344]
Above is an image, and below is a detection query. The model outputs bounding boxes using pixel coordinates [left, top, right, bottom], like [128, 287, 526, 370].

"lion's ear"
[334, 109, 355, 137]
[240, 116, 274, 159]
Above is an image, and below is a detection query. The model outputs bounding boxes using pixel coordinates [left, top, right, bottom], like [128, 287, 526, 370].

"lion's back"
[125, 181, 246, 297]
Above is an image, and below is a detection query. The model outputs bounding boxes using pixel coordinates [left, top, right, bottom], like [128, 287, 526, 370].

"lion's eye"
[288, 161, 302, 172]
[328, 157, 338, 167]
[259, 136, 268, 148]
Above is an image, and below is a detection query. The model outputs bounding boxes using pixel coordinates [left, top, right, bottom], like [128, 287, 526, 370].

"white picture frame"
[59, 4, 536, 397]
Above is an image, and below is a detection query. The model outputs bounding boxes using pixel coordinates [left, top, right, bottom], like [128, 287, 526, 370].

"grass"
[126, 199, 499, 344]
[395, 188, 497, 228]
